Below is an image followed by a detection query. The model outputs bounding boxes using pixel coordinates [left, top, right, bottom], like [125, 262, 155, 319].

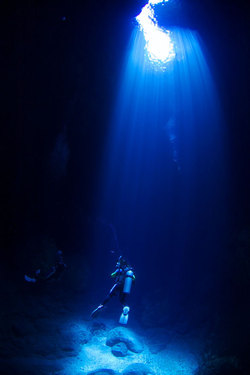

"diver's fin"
[91, 304, 104, 318]
[119, 306, 130, 325]
[24, 275, 37, 283]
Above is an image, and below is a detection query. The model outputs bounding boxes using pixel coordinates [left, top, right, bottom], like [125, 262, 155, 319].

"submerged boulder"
[106, 327, 143, 353]
[111, 342, 128, 357]
[122, 363, 154, 375]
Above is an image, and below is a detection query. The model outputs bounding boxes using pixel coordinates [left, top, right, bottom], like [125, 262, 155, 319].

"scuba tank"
[123, 269, 134, 293]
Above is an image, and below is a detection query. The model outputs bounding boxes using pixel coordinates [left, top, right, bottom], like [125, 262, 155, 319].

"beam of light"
[97, 26, 227, 264]
[136, 0, 176, 69]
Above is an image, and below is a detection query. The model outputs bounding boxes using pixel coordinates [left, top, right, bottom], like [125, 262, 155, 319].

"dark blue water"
[93, 24, 228, 302]
[0, 1, 249, 374]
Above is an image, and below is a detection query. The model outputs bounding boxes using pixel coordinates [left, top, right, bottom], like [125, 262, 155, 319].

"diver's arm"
[111, 269, 119, 278]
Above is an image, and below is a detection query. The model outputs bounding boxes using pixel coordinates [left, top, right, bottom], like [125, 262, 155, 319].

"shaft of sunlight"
[136, 0, 176, 69]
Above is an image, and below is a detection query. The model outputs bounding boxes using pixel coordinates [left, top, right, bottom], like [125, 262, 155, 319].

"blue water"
[95, 27, 228, 281]
[79, 24, 230, 374]
[3, 2, 245, 374]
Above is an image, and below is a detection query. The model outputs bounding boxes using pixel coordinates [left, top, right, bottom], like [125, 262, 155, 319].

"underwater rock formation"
[0, 357, 63, 375]
[106, 327, 144, 353]
[87, 370, 118, 375]
[111, 342, 128, 357]
[1, 286, 199, 375]
[122, 363, 155, 375]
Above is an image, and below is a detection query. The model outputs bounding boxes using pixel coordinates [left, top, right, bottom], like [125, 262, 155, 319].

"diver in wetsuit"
[24, 250, 67, 283]
[91, 256, 135, 324]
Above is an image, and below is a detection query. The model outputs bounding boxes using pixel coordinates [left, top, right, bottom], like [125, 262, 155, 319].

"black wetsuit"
[102, 266, 131, 306]
[43, 261, 66, 281]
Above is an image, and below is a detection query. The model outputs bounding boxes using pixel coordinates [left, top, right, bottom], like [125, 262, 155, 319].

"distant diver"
[91, 256, 135, 324]
[24, 250, 67, 283]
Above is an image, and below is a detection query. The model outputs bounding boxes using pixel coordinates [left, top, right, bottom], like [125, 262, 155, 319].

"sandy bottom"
[64, 318, 199, 375]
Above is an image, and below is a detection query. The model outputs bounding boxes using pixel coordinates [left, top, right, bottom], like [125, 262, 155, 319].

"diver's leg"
[119, 291, 128, 306]
[91, 284, 119, 318]
[102, 283, 119, 305]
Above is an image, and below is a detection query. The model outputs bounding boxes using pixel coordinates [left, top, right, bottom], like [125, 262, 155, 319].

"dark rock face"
[106, 327, 144, 353]
[0, 357, 63, 375]
[111, 342, 128, 357]
[11, 320, 36, 338]
[122, 363, 154, 375]
[195, 356, 240, 375]
[144, 328, 170, 354]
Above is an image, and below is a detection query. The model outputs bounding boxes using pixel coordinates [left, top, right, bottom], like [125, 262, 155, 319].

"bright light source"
[149, 0, 166, 5]
[136, 0, 175, 69]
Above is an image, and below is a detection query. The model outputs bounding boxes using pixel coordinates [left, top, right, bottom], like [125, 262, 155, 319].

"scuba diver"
[24, 250, 67, 283]
[91, 256, 135, 324]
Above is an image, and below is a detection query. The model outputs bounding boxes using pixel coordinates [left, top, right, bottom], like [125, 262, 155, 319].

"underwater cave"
[0, 0, 249, 374]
